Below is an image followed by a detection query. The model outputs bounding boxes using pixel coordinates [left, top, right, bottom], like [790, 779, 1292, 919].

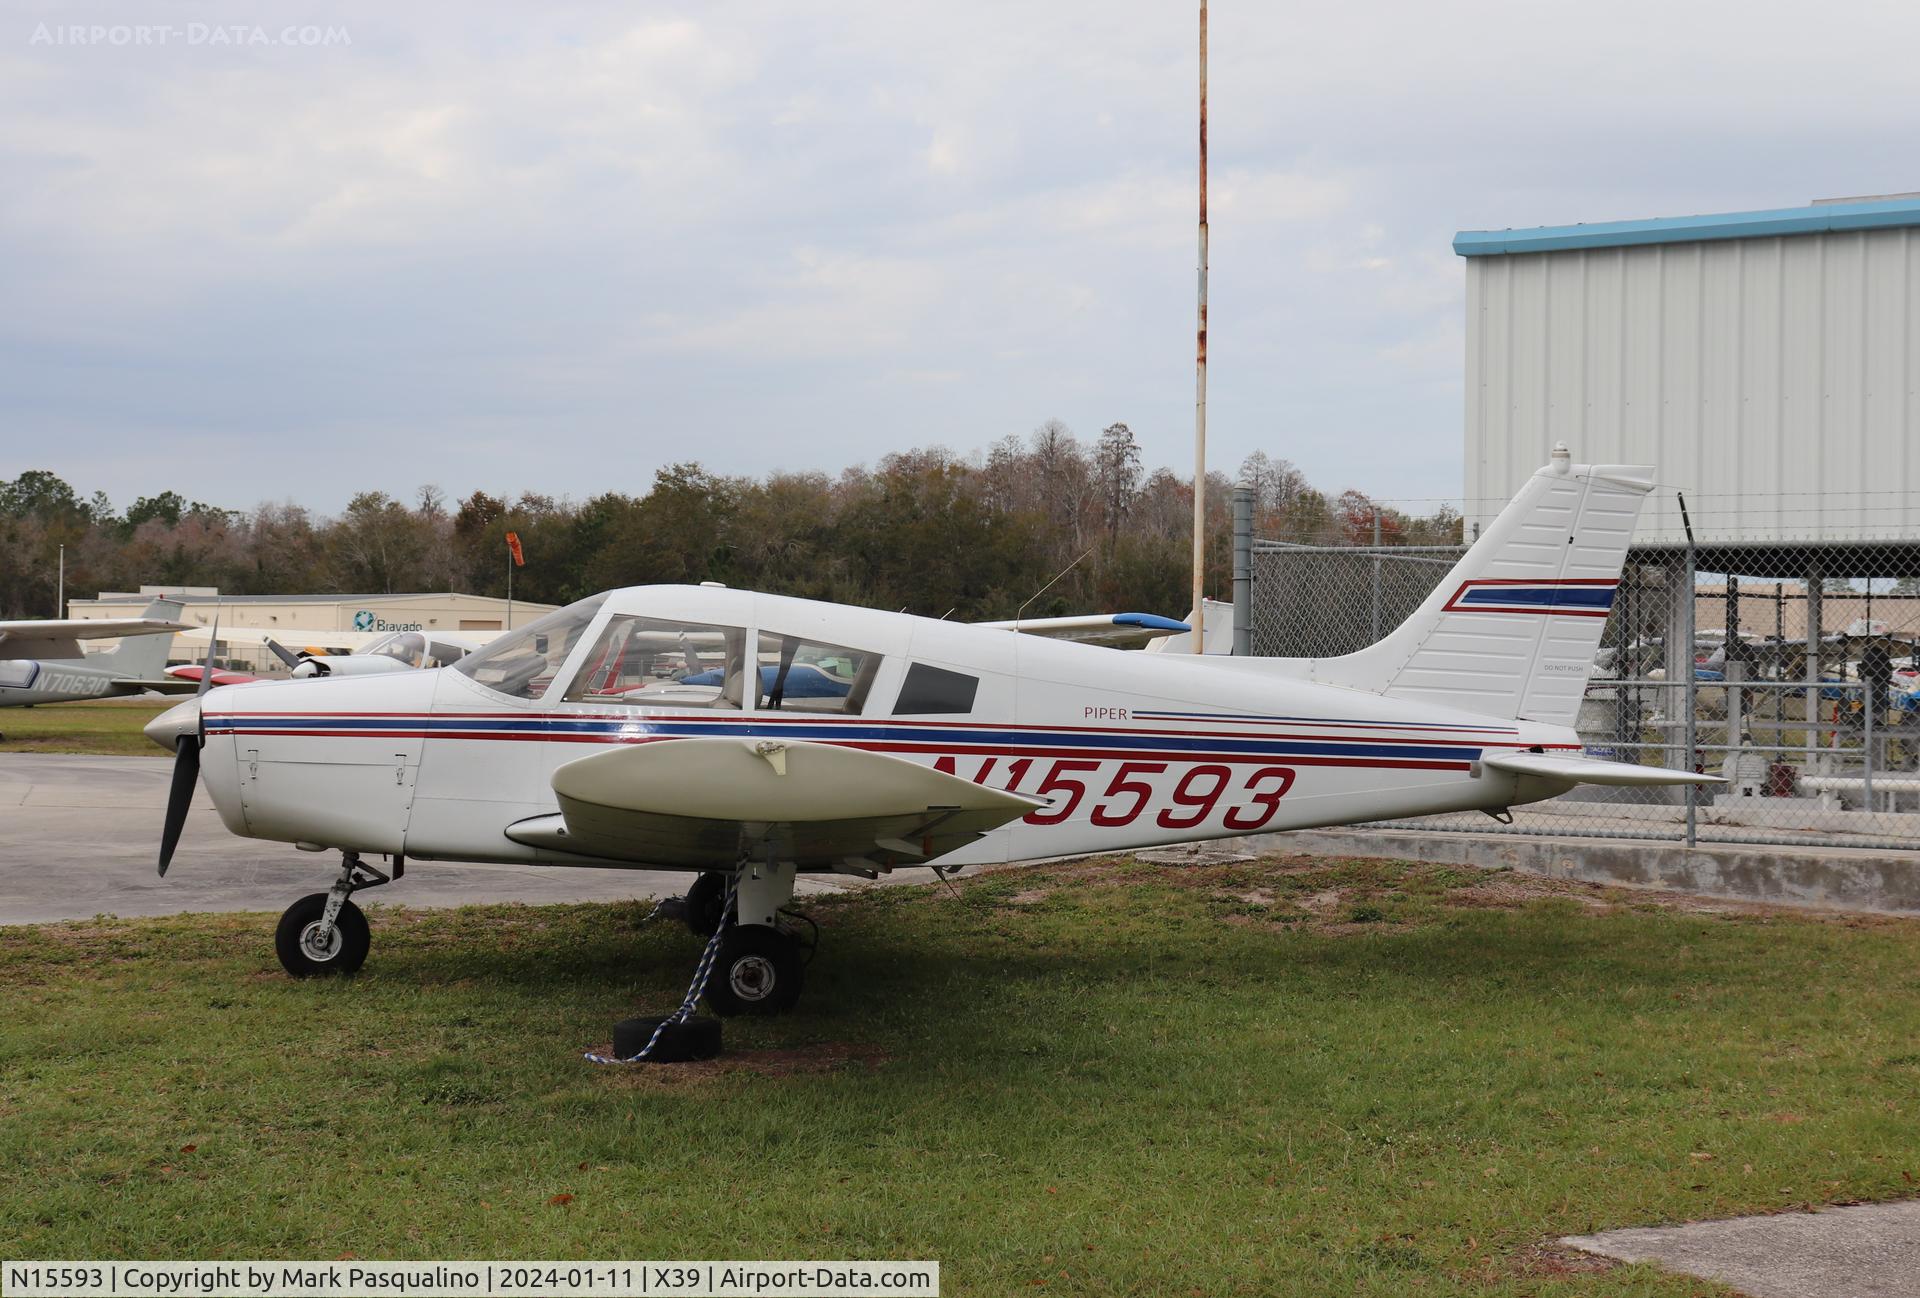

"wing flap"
[1481, 750, 1726, 787]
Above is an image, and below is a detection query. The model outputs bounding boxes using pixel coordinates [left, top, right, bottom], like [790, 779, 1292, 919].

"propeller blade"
[161, 609, 213, 877]
[157, 732, 200, 876]
[263, 637, 302, 670]
[195, 612, 221, 698]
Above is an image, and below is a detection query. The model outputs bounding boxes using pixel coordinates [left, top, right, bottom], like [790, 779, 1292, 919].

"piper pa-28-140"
[145, 449, 1718, 1016]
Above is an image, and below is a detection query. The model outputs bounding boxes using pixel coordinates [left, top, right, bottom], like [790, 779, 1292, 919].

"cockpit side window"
[562, 614, 753, 709]
[452, 594, 607, 700]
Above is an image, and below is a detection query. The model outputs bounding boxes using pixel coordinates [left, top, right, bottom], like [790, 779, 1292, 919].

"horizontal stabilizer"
[511, 738, 1042, 869]
[1481, 751, 1726, 787]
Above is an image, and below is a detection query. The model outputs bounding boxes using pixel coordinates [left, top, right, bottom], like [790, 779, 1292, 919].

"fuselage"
[175, 586, 1582, 870]
[0, 658, 145, 706]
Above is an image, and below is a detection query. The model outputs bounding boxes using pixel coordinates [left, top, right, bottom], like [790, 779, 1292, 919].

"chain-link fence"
[1248, 533, 1920, 852]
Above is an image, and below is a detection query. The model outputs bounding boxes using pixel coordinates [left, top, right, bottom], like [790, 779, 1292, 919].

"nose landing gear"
[275, 852, 396, 978]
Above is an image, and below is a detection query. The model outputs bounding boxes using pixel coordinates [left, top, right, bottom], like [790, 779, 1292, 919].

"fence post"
[1863, 680, 1876, 811]
[1805, 561, 1822, 769]
[1231, 484, 1253, 657]
[1682, 544, 1698, 847]
[1671, 494, 1699, 848]
[1369, 513, 1382, 643]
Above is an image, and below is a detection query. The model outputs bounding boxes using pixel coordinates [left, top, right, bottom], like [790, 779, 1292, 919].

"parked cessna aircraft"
[146, 449, 1716, 1018]
[0, 599, 193, 706]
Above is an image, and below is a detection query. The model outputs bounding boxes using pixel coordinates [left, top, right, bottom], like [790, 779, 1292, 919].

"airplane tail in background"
[1143, 598, 1234, 656]
[1300, 447, 1653, 727]
[92, 598, 184, 678]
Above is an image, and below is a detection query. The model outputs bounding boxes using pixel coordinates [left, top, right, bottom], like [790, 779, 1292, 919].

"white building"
[1456, 195, 1920, 545]
[72, 589, 553, 636]
[70, 590, 558, 673]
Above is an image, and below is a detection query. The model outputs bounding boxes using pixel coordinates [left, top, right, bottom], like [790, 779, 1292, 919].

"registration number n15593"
[935, 756, 1296, 831]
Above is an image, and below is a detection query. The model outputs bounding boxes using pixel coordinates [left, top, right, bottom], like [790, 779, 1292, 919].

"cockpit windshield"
[452, 594, 608, 699]
[365, 631, 470, 670]
[368, 632, 427, 665]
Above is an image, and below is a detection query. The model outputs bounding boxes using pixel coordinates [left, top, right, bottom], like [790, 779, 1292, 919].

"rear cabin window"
[751, 631, 879, 715]
[892, 663, 978, 715]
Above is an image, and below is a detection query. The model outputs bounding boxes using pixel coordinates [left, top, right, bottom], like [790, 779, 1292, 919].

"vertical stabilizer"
[1144, 598, 1234, 655]
[1307, 450, 1652, 725]
[92, 597, 184, 678]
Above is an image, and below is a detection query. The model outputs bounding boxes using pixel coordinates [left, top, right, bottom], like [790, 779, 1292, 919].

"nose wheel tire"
[704, 924, 805, 1017]
[275, 892, 370, 978]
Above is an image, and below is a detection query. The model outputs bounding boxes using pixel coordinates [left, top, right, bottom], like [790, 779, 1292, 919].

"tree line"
[0, 421, 1461, 621]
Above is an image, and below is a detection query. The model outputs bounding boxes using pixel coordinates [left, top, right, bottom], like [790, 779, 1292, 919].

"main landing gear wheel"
[683, 871, 730, 938]
[276, 892, 370, 977]
[704, 925, 805, 1017]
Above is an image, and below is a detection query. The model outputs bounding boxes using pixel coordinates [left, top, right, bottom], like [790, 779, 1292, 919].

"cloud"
[4, 0, 1920, 511]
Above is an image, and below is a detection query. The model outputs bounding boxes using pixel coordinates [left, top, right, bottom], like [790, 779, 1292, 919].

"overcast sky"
[5, 1, 1918, 514]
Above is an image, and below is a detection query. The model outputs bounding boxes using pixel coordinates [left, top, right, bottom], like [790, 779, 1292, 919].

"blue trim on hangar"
[1454, 196, 1920, 258]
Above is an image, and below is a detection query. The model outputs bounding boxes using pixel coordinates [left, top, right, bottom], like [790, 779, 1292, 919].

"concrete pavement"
[0, 753, 851, 924]
[1564, 1200, 1920, 1298]
[1247, 824, 1920, 917]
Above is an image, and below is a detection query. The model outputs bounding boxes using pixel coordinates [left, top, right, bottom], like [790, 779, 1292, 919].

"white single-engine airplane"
[146, 449, 1716, 1016]
[166, 627, 487, 687]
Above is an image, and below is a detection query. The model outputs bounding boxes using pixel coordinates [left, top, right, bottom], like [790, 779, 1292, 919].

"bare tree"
[1029, 419, 1090, 552]
[1093, 421, 1143, 542]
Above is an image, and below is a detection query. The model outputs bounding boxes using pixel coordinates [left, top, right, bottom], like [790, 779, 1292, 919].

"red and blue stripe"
[202, 711, 1575, 775]
[1441, 578, 1618, 617]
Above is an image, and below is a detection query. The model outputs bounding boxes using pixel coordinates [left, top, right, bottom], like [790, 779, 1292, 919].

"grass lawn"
[3, 854, 1917, 1296]
[0, 699, 173, 756]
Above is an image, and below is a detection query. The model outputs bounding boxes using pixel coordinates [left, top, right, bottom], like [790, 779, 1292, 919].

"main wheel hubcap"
[729, 954, 776, 1001]
[299, 921, 343, 963]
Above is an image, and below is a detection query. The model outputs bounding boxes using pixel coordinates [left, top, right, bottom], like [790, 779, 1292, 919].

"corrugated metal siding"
[1465, 229, 1920, 543]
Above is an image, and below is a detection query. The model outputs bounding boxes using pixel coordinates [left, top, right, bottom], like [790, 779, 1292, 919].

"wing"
[164, 665, 264, 687]
[506, 738, 1042, 871]
[174, 626, 379, 653]
[973, 612, 1190, 646]
[1141, 598, 1235, 654]
[0, 616, 187, 661]
[113, 677, 203, 695]
[1480, 750, 1726, 787]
